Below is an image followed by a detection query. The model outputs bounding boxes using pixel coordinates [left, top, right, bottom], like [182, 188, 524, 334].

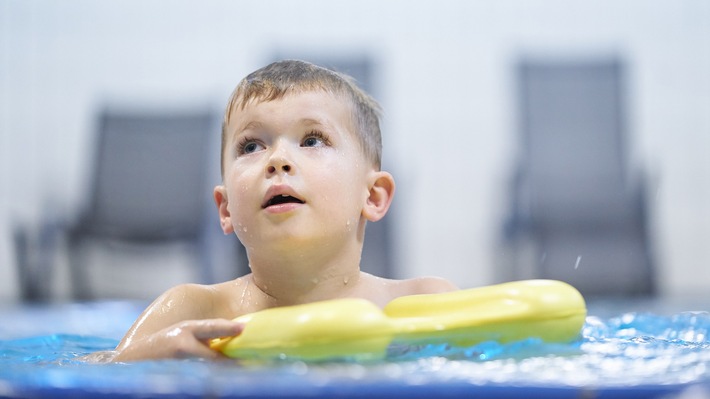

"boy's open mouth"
[262, 194, 305, 209]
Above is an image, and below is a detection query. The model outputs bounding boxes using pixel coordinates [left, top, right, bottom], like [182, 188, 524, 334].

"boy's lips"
[261, 185, 306, 210]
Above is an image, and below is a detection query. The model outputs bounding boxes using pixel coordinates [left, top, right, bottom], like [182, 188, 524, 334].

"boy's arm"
[111, 318, 242, 362]
[93, 284, 242, 362]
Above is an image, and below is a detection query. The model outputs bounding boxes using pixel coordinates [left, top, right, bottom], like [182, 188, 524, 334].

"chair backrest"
[79, 109, 215, 241]
[509, 58, 655, 296]
[264, 54, 394, 278]
[518, 60, 631, 228]
[318, 58, 394, 279]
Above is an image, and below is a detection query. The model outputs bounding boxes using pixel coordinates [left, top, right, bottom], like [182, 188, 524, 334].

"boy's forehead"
[228, 90, 355, 134]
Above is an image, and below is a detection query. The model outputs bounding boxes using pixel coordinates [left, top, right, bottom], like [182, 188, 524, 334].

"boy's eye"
[302, 137, 322, 147]
[237, 139, 264, 155]
[302, 131, 330, 148]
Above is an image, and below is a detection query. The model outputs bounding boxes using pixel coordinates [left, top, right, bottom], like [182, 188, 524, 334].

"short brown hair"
[221, 60, 382, 177]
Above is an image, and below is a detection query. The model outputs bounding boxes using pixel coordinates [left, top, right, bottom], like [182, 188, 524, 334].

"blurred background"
[1, 0, 708, 303]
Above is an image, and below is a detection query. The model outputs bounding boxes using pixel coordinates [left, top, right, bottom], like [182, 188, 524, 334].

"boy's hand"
[112, 319, 243, 362]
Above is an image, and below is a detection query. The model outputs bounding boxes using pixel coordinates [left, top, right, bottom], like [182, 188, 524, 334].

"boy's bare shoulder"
[361, 273, 457, 305]
[151, 283, 216, 316]
[154, 276, 249, 319]
[397, 276, 458, 295]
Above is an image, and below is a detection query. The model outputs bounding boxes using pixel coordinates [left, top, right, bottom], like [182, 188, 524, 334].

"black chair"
[501, 58, 656, 297]
[266, 54, 395, 279]
[64, 108, 223, 300]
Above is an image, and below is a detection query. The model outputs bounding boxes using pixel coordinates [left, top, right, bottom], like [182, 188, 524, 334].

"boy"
[104, 60, 456, 362]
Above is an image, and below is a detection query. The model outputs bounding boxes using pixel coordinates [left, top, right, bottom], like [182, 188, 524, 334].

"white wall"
[1, 0, 708, 300]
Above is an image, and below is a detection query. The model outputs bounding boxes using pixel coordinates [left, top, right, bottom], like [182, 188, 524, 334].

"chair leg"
[14, 224, 56, 302]
[197, 232, 214, 284]
[13, 225, 36, 301]
[68, 236, 92, 301]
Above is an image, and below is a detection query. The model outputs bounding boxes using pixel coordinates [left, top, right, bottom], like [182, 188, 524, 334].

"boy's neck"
[248, 256, 363, 307]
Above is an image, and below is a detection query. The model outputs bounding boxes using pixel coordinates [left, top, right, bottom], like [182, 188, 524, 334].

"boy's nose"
[265, 149, 294, 175]
[267, 163, 292, 174]
[266, 140, 295, 176]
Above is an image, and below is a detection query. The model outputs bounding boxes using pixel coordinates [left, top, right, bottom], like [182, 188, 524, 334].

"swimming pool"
[1, 299, 708, 398]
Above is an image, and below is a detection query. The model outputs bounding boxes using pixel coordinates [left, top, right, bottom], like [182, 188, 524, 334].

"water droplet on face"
[343, 276, 350, 285]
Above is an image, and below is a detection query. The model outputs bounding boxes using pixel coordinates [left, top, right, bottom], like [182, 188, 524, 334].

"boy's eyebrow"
[298, 118, 327, 127]
[234, 118, 331, 138]
[238, 120, 264, 134]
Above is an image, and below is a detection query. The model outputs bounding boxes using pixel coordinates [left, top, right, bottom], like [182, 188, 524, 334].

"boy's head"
[215, 60, 395, 259]
[221, 60, 383, 177]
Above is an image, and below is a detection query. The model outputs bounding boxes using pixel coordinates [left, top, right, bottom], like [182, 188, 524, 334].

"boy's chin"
[248, 233, 355, 257]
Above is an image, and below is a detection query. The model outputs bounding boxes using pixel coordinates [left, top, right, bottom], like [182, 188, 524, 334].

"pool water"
[1, 302, 709, 398]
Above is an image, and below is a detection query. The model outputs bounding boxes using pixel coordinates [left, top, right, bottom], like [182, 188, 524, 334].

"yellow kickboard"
[210, 280, 587, 361]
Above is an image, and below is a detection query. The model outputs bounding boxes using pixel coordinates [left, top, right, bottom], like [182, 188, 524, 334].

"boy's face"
[216, 90, 375, 254]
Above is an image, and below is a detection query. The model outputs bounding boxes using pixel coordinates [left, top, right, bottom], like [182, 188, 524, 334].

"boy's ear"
[362, 171, 396, 222]
[213, 185, 235, 234]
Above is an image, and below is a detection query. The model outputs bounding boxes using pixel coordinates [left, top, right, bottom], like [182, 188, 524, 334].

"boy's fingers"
[191, 319, 244, 341]
[185, 341, 228, 359]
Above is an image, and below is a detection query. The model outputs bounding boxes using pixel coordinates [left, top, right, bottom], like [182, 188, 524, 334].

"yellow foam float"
[210, 279, 587, 361]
